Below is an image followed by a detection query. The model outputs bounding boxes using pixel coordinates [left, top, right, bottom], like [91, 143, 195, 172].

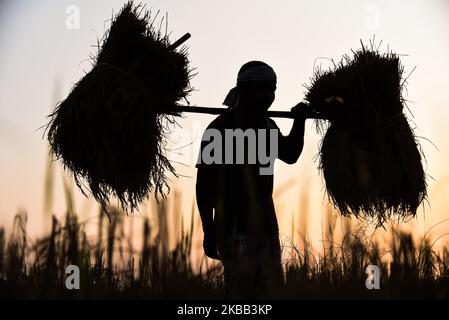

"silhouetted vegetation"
[0, 194, 448, 299]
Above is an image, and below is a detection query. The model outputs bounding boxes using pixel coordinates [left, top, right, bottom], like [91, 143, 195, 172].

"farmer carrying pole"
[195, 61, 310, 299]
[47, 2, 426, 229]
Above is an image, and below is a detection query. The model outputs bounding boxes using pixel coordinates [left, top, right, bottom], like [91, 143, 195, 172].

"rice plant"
[0, 195, 448, 299]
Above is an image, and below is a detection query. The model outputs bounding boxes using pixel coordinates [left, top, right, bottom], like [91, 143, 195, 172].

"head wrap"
[223, 64, 277, 109]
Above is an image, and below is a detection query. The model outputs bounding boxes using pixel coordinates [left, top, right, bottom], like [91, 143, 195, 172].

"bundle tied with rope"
[305, 42, 427, 225]
[46, 2, 193, 212]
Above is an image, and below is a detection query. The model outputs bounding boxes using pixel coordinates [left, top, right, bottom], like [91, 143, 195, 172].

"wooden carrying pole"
[170, 34, 329, 120]
[171, 105, 328, 120]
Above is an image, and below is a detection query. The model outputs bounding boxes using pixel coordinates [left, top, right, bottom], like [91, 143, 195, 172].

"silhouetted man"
[195, 61, 308, 298]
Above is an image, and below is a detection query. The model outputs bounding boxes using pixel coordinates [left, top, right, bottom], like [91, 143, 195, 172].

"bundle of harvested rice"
[46, 2, 193, 211]
[305, 42, 427, 225]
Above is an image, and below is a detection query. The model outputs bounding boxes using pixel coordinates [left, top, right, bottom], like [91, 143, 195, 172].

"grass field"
[1, 189, 448, 299]
[0, 151, 448, 299]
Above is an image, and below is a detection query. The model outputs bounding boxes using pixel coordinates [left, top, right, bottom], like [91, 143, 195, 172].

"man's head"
[224, 61, 277, 113]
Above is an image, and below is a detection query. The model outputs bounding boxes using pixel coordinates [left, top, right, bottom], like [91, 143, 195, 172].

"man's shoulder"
[206, 111, 233, 130]
[266, 117, 279, 130]
[208, 113, 279, 128]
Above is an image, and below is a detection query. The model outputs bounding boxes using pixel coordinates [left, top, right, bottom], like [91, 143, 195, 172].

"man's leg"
[220, 235, 257, 299]
[256, 234, 283, 299]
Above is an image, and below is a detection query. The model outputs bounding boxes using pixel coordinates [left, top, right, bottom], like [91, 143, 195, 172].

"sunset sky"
[1, 0, 449, 250]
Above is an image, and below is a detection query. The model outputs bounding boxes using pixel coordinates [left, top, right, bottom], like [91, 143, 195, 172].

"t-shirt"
[195, 110, 281, 242]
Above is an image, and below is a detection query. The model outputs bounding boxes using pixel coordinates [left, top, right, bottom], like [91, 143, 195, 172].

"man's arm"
[277, 110, 306, 165]
[196, 167, 215, 234]
[196, 166, 220, 259]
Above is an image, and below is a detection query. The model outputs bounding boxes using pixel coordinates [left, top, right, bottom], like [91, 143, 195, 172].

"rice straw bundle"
[47, 2, 193, 211]
[305, 42, 427, 225]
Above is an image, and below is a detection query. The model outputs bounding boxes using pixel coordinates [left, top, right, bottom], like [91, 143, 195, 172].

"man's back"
[196, 110, 279, 244]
